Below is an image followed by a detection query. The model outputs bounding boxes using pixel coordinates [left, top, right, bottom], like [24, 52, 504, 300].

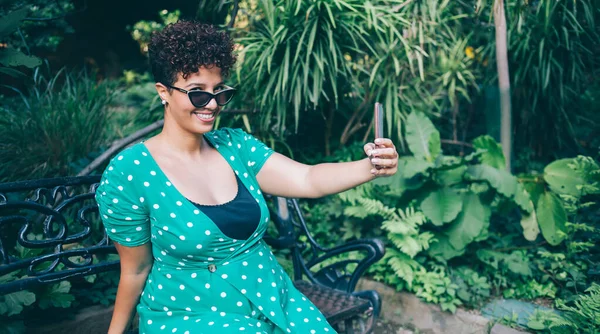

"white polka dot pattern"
[96, 129, 334, 333]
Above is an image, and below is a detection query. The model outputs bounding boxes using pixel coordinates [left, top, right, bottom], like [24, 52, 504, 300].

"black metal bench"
[0, 176, 384, 333]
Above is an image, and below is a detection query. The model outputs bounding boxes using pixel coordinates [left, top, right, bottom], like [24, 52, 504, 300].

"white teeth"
[195, 113, 214, 120]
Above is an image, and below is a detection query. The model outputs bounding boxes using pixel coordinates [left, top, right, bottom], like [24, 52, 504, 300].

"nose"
[204, 95, 219, 110]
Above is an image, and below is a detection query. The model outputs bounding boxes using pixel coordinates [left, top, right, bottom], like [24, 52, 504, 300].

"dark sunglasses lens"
[215, 90, 235, 106]
[189, 91, 212, 107]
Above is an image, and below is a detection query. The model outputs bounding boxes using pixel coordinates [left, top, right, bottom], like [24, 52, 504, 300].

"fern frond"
[382, 206, 426, 234]
[356, 197, 398, 220]
[382, 219, 417, 235]
[416, 231, 435, 250]
[386, 249, 423, 288]
[338, 183, 374, 204]
[397, 206, 428, 226]
[389, 234, 423, 258]
[343, 205, 370, 219]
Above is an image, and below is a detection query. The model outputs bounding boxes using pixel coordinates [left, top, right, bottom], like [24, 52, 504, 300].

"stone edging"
[357, 278, 531, 334]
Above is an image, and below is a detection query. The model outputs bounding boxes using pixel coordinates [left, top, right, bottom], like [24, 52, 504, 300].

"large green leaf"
[0, 48, 42, 68]
[445, 193, 491, 250]
[466, 164, 518, 198]
[472, 135, 506, 169]
[0, 7, 28, 38]
[536, 191, 567, 246]
[543, 158, 585, 197]
[405, 112, 441, 162]
[522, 180, 544, 206]
[514, 183, 533, 213]
[373, 158, 427, 191]
[38, 281, 74, 309]
[0, 290, 35, 316]
[434, 165, 467, 186]
[520, 201, 540, 241]
[503, 251, 533, 276]
[402, 157, 434, 179]
[476, 249, 532, 276]
[420, 188, 463, 226]
[427, 233, 465, 260]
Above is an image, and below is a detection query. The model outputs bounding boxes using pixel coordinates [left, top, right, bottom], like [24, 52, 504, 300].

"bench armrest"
[304, 237, 385, 293]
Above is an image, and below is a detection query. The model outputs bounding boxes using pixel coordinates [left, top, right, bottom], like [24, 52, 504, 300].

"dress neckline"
[136, 130, 264, 244]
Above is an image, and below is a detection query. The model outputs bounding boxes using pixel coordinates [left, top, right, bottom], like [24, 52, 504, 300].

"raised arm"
[257, 138, 398, 198]
[108, 242, 153, 334]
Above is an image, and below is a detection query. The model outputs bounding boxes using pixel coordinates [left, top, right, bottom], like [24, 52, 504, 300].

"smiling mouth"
[192, 111, 217, 121]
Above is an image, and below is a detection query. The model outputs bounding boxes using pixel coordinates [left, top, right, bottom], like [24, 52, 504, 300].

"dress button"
[208, 264, 217, 273]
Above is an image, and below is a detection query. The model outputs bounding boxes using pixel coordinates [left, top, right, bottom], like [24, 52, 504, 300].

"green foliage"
[37, 281, 74, 309]
[536, 192, 568, 246]
[529, 283, 600, 333]
[502, 0, 600, 155]
[0, 273, 35, 317]
[332, 112, 599, 312]
[405, 112, 442, 162]
[0, 67, 116, 181]
[235, 0, 480, 144]
[0, 1, 77, 78]
[452, 267, 491, 308]
[477, 250, 532, 277]
[0, 7, 41, 78]
[412, 265, 462, 313]
[71, 270, 119, 307]
[128, 9, 181, 56]
[520, 204, 540, 241]
[472, 135, 506, 169]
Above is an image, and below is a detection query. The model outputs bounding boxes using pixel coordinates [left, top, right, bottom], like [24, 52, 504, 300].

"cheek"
[172, 96, 194, 114]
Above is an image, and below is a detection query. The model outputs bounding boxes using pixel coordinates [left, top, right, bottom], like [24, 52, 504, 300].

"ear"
[155, 82, 169, 101]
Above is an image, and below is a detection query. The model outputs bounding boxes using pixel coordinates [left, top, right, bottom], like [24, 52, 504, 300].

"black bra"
[188, 174, 261, 240]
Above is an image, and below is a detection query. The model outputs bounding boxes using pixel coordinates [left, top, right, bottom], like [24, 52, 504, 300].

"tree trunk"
[494, 0, 512, 171]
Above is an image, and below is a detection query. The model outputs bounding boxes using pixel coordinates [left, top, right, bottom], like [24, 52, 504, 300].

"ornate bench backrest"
[0, 176, 119, 295]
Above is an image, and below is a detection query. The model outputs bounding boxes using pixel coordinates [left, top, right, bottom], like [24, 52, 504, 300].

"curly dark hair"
[148, 21, 237, 85]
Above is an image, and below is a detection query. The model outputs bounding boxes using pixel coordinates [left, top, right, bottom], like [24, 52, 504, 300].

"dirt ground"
[372, 318, 414, 334]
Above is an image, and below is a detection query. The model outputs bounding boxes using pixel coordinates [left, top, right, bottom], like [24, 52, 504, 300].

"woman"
[96, 21, 398, 334]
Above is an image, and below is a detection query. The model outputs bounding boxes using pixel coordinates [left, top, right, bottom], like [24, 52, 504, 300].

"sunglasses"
[166, 84, 236, 108]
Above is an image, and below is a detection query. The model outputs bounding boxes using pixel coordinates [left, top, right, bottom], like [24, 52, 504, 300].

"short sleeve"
[95, 159, 150, 247]
[234, 129, 274, 175]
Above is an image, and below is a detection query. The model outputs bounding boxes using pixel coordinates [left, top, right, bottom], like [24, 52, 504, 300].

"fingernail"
[367, 150, 372, 156]
[375, 139, 382, 144]
[371, 158, 380, 163]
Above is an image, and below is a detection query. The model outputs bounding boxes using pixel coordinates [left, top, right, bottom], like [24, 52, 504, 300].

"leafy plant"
[128, 9, 181, 56]
[452, 267, 491, 308]
[332, 111, 599, 311]
[367, 112, 532, 260]
[235, 0, 480, 154]
[0, 6, 42, 78]
[0, 67, 116, 181]
[529, 283, 600, 333]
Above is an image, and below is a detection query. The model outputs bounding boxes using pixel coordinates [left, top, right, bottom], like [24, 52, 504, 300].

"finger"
[369, 148, 397, 157]
[374, 138, 395, 148]
[372, 166, 397, 176]
[371, 167, 396, 176]
[370, 158, 398, 168]
[364, 143, 376, 156]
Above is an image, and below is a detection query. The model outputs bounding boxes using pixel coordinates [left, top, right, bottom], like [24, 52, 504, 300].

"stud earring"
[161, 100, 167, 105]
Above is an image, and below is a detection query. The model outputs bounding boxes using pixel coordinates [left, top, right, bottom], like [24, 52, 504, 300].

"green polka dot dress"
[96, 128, 337, 334]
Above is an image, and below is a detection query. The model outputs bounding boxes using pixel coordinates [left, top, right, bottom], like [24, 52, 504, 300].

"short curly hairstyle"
[148, 21, 237, 85]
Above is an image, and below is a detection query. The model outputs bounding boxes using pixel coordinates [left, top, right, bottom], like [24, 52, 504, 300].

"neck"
[156, 115, 210, 157]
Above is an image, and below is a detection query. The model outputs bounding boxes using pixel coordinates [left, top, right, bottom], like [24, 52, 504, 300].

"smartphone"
[373, 102, 384, 169]
[374, 102, 384, 140]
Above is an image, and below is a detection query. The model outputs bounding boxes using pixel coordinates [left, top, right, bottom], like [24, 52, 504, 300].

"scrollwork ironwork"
[0, 176, 119, 295]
